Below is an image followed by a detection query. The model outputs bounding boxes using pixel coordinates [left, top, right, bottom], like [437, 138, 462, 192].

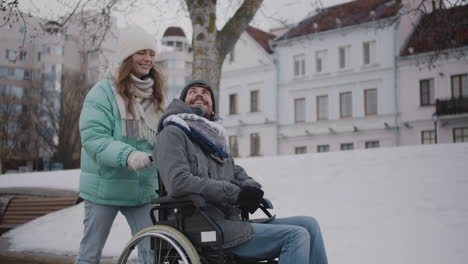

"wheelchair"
[118, 187, 278, 264]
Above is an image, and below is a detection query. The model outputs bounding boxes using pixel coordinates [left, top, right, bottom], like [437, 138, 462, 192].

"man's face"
[184, 85, 213, 118]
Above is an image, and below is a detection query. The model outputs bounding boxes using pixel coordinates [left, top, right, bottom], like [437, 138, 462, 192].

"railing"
[435, 96, 468, 116]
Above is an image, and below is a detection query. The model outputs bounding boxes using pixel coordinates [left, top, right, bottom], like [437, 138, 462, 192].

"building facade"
[220, 26, 277, 157]
[218, 0, 467, 156]
[273, 1, 401, 154]
[0, 11, 119, 172]
[398, 5, 468, 145]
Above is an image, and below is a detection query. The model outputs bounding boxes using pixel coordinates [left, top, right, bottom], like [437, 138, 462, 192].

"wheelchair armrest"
[151, 194, 207, 209]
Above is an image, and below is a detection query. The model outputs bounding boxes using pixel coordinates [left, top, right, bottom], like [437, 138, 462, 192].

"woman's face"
[131, 49, 155, 78]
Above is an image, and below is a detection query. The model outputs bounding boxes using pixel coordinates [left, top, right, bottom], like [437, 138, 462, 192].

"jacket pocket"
[97, 178, 139, 202]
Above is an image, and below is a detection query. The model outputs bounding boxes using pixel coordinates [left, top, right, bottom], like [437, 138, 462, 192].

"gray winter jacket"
[154, 99, 262, 248]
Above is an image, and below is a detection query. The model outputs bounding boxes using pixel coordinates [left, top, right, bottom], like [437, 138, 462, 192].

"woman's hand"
[127, 151, 152, 171]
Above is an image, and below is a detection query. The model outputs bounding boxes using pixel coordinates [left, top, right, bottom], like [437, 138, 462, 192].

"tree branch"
[217, 0, 263, 59]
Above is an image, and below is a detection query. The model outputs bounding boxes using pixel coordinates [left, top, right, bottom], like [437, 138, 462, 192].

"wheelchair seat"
[151, 194, 276, 264]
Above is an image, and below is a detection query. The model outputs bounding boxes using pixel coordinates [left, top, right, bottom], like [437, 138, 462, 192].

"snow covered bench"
[0, 196, 79, 235]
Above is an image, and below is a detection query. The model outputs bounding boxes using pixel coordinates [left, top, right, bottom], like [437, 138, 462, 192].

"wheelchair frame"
[118, 194, 277, 264]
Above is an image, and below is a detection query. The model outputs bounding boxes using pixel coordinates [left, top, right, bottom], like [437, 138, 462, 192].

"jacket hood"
[157, 99, 219, 132]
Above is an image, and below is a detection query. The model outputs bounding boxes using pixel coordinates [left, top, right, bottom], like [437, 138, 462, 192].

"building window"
[421, 130, 435, 144]
[293, 54, 305, 77]
[294, 98, 306, 123]
[315, 50, 327, 73]
[451, 74, 468, 97]
[229, 93, 238, 115]
[44, 44, 64, 56]
[317, 144, 330, 153]
[420, 79, 435, 106]
[19, 50, 27, 61]
[340, 143, 354, 151]
[316, 95, 328, 120]
[250, 90, 259, 112]
[0, 85, 23, 97]
[365, 140, 380, 149]
[340, 92, 352, 118]
[453, 127, 468, 143]
[89, 51, 99, 61]
[229, 136, 239, 157]
[0, 68, 7, 78]
[364, 89, 378, 116]
[363, 40, 375, 65]
[295, 146, 307, 154]
[250, 133, 261, 156]
[338, 46, 350, 69]
[176, 41, 183, 51]
[23, 70, 30, 80]
[37, 52, 41, 62]
[5, 49, 14, 60]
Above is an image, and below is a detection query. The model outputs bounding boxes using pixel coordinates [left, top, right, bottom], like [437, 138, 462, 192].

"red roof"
[163, 27, 186, 38]
[400, 5, 468, 56]
[277, 0, 401, 41]
[246, 26, 276, 54]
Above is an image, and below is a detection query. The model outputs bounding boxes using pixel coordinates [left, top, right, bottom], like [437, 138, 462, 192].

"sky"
[1, 143, 468, 263]
[19, 0, 352, 42]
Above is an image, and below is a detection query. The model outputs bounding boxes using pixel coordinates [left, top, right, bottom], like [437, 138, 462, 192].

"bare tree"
[184, 0, 263, 105]
[1, 0, 120, 61]
[0, 90, 37, 173]
[33, 69, 91, 169]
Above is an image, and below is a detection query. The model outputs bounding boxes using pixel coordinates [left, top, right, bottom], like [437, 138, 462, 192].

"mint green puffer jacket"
[79, 78, 158, 206]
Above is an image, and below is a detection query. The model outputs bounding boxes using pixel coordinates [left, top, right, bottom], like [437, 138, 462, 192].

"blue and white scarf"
[163, 113, 229, 161]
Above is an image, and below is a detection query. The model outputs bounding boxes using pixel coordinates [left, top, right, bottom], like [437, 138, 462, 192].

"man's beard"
[189, 98, 211, 119]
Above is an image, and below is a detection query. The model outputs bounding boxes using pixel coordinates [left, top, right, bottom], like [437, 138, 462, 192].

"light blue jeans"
[225, 216, 328, 264]
[75, 200, 156, 264]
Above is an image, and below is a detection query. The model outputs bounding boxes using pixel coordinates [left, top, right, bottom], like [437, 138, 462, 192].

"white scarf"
[112, 74, 161, 146]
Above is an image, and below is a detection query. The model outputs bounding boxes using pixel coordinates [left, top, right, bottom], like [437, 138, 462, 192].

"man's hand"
[236, 186, 264, 214]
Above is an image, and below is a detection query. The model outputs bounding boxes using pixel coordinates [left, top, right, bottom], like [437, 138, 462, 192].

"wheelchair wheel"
[118, 225, 201, 264]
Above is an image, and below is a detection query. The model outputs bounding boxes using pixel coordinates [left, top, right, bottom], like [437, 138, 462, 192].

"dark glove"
[236, 186, 264, 214]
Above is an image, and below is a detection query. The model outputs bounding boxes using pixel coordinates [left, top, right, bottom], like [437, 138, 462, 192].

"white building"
[156, 27, 192, 104]
[272, 0, 402, 155]
[398, 5, 468, 145]
[220, 26, 277, 157]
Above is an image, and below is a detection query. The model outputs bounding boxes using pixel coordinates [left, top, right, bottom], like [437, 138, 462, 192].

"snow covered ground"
[1, 143, 468, 263]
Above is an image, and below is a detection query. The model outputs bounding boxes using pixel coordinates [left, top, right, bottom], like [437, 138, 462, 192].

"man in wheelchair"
[153, 80, 328, 264]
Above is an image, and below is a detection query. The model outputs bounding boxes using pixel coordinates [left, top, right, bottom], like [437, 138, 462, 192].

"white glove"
[127, 151, 152, 171]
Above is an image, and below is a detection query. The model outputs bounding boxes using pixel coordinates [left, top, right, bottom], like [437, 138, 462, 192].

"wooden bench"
[0, 196, 79, 235]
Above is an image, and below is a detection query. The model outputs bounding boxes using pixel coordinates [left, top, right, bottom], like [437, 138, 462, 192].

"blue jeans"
[225, 216, 328, 264]
[75, 200, 156, 264]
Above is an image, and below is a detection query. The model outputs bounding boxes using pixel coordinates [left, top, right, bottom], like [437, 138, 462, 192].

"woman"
[76, 27, 164, 264]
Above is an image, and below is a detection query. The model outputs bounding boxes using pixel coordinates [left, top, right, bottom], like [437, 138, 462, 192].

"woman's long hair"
[116, 57, 165, 117]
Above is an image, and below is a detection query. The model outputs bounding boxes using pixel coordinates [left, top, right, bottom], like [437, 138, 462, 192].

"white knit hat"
[117, 26, 156, 64]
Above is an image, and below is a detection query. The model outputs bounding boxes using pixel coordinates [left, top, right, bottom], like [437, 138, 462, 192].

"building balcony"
[435, 96, 468, 117]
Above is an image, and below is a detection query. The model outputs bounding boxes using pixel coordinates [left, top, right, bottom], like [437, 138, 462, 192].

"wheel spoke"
[158, 237, 162, 264]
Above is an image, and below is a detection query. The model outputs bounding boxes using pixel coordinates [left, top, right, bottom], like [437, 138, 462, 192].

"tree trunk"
[185, 0, 263, 111]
